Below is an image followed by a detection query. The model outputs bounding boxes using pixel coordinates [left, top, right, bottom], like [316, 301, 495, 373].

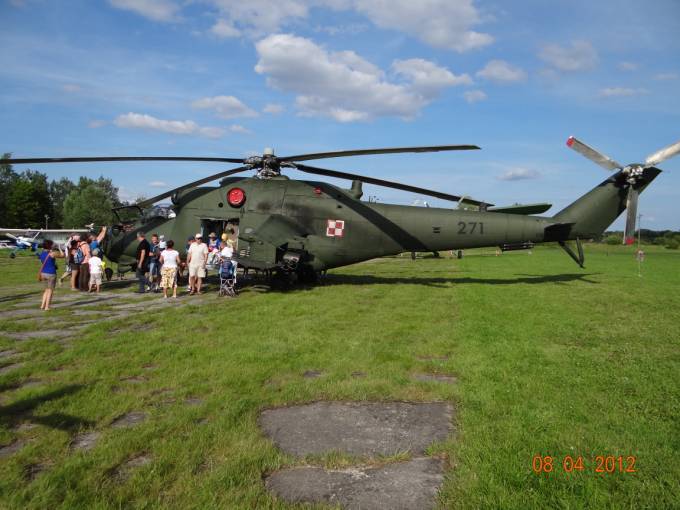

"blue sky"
[1, 0, 679, 228]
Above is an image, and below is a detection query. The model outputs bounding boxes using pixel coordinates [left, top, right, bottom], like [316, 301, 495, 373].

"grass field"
[1, 244, 679, 509]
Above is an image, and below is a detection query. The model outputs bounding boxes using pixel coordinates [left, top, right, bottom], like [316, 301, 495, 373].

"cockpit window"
[143, 205, 176, 220]
[113, 205, 143, 224]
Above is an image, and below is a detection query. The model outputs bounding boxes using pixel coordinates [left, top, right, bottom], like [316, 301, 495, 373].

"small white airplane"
[0, 228, 89, 257]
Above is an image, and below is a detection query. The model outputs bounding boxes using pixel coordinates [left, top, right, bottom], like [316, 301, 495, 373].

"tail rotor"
[566, 136, 679, 244]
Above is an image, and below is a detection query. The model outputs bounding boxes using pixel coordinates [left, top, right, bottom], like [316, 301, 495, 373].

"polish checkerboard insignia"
[326, 219, 345, 237]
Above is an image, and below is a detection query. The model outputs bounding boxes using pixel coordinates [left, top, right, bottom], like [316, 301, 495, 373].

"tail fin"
[551, 167, 661, 239]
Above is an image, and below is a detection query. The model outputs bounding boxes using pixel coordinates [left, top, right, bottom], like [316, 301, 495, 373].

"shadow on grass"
[232, 272, 600, 294]
[0, 291, 41, 304]
[0, 384, 92, 432]
[318, 272, 599, 287]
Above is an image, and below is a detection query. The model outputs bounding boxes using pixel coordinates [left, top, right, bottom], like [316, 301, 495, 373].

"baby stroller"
[218, 258, 237, 297]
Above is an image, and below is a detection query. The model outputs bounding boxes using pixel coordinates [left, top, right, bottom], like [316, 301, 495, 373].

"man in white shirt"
[187, 233, 208, 295]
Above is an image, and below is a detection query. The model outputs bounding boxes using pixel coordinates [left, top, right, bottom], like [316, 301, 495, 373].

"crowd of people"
[134, 230, 236, 297]
[37, 228, 237, 309]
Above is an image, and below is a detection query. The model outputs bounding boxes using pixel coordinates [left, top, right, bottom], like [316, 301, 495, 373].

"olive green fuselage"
[103, 167, 661, 272]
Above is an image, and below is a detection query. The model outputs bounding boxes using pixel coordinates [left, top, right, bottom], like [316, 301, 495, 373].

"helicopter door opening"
[199, 218, 239, 250]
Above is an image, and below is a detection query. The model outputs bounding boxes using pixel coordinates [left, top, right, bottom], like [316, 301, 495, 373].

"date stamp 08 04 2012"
[532, 455, 637, 474]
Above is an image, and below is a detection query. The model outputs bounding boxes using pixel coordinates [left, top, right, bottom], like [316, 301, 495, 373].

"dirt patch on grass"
[120, 375, 148, 384]
[259, 401, 453, 457]
[265, 457, 444, 510]
[302, 370, 323, 378]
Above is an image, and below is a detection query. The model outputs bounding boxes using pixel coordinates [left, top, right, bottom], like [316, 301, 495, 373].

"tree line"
[602, 230, 680, 249]
[1, 153, 129, 229]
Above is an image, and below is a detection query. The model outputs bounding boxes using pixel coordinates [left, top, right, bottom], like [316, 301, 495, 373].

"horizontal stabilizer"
[487, 203, 552, 215]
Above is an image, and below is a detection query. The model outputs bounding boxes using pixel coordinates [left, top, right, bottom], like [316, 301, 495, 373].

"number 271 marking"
[458, 221, 484, 234]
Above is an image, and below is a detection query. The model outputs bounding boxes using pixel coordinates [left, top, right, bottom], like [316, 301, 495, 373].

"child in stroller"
[218, 257, 237, 297]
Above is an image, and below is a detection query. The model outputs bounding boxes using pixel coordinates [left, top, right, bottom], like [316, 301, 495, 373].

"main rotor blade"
[645, 139, 680, 167]
[294, 163, 490, 207]
[624, 187, 639, 245]
[280, 145, 480, 163]
[136, 166, 250, 208]
[0, 156, 245, 165]
[566, 136, 622, 171]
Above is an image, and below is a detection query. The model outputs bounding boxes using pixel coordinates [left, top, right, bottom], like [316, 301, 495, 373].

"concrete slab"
[416, 355, 450, 361]
[23, 462, 49, 481]
[8, 329, 72, 341]
[71, 431, 101, 451]
[110, 412, 147, 429]
[0, 349, 19, 359]
[413, 374, 457, 384]
[114, 453, 153, 480]
[259, 402, 453, 457]
[265, 457, 444, 510]
[0, 440, 26, 459]
[0, 362, 25, 375]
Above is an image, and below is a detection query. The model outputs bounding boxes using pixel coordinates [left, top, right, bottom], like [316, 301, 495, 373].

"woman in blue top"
[38, 239, 64, 310]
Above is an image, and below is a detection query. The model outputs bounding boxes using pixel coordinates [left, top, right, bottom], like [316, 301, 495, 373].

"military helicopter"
[2, 136, 677, 279]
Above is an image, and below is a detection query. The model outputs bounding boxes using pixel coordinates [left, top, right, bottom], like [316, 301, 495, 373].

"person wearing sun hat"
[187, 232, 208, 295]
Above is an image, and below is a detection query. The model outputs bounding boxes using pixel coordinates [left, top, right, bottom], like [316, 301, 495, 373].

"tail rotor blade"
[644, 139, 680, 167]
[624, 187, 639, 245]
[566, 136, 623, 171]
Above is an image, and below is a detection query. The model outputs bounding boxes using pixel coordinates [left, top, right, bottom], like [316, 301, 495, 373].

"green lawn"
[1, 245, 679, 509]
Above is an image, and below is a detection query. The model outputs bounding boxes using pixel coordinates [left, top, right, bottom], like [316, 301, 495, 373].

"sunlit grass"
[1, 245, 679, 508]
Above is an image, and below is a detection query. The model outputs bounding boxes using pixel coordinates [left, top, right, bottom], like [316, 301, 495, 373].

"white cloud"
[203, 1, 492, 52]
[62, 83, 81, 93]
[599, 87, 648, 97]
[208, 0, 310, 38]
[229, 124, 253, 134]
[497, 167, 541, 181]
[114, 112, 224, 138]
[654, 72, 678, 81]
[108, 0, 180, 22]
[263, 103, 285, 114]
[254, 34, 466, 122]
[463, 90, 487, 103]
[148, 180, 168, 187]
[350, 0, 493, 52]
[191, 95, 258, 119]
[539, 40, 598, 72]
[476, 60, 526, 83]
[88, 120, 107, 128]
[618, 61, 637, 71]
[392, 58, 472, 96]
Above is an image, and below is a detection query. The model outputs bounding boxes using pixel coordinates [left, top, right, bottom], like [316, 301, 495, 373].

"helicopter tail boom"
[550, 166, 661, 240]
